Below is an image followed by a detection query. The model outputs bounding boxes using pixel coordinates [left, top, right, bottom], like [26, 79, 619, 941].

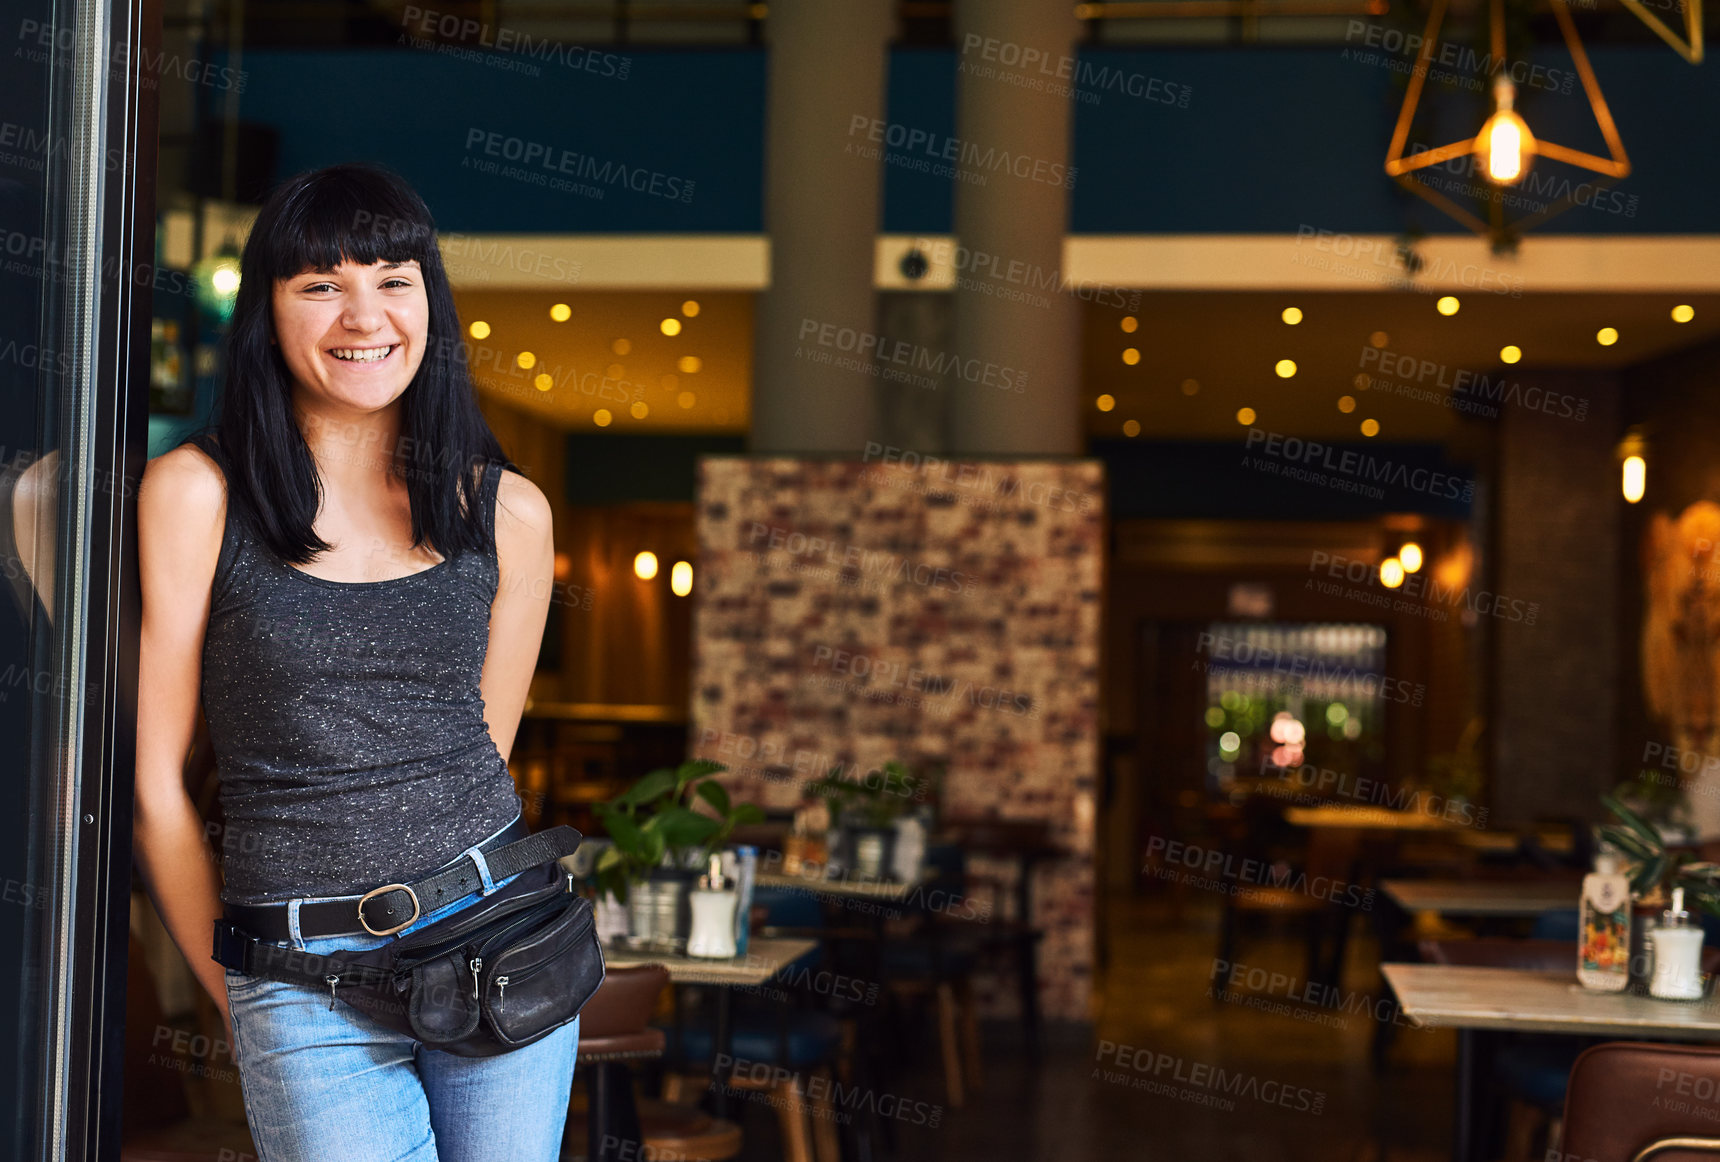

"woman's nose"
[340, 288, 386, 333]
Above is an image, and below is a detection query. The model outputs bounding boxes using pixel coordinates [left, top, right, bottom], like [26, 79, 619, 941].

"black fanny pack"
[213, 833, 606, 1058]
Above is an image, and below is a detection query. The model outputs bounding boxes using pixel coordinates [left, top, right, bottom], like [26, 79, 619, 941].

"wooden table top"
[602, 937, 819, 986]
[755, 870, 926, 901]
[1382, 963, 1720, 1038]
[1285, 805, 1462, 831]
[1381, 878, 1580, 917]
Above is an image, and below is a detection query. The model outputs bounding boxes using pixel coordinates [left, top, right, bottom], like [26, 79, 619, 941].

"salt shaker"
[1649, 887, 1707, 1001]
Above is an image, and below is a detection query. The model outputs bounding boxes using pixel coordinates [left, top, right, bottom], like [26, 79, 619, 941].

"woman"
[133, 163, 572, 1162]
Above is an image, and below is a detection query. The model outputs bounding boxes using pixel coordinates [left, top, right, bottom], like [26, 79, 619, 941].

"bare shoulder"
[139, 443, 226, 555]
[495, 467, 553, 540]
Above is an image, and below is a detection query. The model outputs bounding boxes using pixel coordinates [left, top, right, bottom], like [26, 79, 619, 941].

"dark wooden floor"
[725, 896, 1466, 1162]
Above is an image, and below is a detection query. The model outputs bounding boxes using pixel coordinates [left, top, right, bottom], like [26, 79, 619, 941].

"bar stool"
[563, 964, 743, 1162]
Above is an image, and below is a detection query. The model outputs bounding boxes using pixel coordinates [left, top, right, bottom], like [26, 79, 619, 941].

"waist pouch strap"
[214, 843, 606, 1057]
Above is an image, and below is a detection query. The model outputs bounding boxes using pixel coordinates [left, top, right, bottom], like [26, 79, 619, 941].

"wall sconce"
[633, 551, 659, 580]
[1619, 429, 1649, 504]
[1399, 542, 1424, 573]
[671, 561, 693, 597]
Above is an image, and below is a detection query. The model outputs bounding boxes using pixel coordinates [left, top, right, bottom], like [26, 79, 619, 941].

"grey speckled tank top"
[200, 458, 523, 906]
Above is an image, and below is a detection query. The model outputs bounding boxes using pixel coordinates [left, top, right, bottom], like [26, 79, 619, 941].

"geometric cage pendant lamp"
[1383, 0, 1630, 251]
[1618, 0, 1702, 62]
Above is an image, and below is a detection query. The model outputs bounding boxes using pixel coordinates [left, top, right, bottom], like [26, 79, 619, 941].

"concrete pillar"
[1492, 372, 1620, 825]
[749, 0, 892, 454]
[947, 0, 1082, 456]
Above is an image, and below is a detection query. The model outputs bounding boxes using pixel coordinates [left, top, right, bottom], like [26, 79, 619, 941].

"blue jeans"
[224, 830, 579, 1162]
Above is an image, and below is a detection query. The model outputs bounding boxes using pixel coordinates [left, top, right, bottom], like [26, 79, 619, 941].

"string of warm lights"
[464, 297, 705, 428]
[1101, 297, 1697, 443]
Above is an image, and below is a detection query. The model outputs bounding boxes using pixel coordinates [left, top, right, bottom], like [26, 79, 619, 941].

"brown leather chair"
[1562, 1042, 1720, 1161]
[1418, 938, 1582, 972]
[564, 964, 742, 1162]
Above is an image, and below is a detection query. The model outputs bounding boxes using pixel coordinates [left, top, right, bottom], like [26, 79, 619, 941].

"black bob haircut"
[187, 162, 514, 565]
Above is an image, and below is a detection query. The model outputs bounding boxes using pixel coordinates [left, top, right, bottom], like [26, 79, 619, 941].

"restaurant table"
[755, 870, 925, 901]
[1381, 879, 1579, 918]
[1284, 805, 1464, 831]
[1383, 962, 1720, 1162]
[604, 937, 818, 1120]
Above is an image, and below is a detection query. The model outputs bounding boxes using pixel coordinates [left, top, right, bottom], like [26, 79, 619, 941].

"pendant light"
[1384, 0, 1630, 250]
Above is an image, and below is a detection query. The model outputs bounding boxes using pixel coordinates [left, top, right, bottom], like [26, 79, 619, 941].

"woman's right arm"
[133, 445, 231, 1019]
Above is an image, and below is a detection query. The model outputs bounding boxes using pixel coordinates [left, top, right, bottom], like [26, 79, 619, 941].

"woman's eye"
[303, 282, 337, 293]
[382, 278, 412, 289]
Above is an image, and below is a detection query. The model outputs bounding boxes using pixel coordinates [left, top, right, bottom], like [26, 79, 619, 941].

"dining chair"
[1212, 813, 1363, 1000]
[1562, 1042, 1720, 1161]
[563, 963, 745, 1162]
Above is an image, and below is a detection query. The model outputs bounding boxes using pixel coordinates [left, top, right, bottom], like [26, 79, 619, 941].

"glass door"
[0, 0, 155, 1154]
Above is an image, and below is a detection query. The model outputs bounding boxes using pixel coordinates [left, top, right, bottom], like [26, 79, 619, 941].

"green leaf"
[695, 780, 732, 816]
[675, 759, 726, 795]
[1598, 825, 1655, 862]
[599, 808, 646, 854]
[1602, 793, 1663, 853]
[730, 804, 767, 826]
[654, 805, 721, 849]
[1633, 853, 1668, 898]
[615, 769, 677, 808]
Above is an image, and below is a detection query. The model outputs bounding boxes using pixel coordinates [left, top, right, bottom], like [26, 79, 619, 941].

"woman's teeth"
[329, 345, 396, 362]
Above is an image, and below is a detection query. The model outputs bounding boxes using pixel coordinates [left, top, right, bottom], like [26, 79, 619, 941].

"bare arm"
[479, 468, 555, 767]
[133, 445, 230, 1018]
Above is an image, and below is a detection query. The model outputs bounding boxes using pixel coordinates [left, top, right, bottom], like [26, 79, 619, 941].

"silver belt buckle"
[357, 883, 422, 936]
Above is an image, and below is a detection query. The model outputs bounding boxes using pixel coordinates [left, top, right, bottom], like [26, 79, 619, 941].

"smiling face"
[271, 258, 430, 416]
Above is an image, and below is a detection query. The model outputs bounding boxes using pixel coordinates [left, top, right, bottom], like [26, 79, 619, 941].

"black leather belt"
[222, 819, 583, 942]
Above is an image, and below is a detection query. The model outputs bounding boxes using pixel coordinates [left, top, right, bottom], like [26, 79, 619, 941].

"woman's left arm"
[480, 469, 556, 766]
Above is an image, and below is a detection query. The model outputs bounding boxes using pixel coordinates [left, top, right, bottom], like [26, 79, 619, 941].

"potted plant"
[807, 760, 932, 880]
[593, 759, 763, 949]
[1598, 787, 1720, 982]
[1599, 787, 1720, 910]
